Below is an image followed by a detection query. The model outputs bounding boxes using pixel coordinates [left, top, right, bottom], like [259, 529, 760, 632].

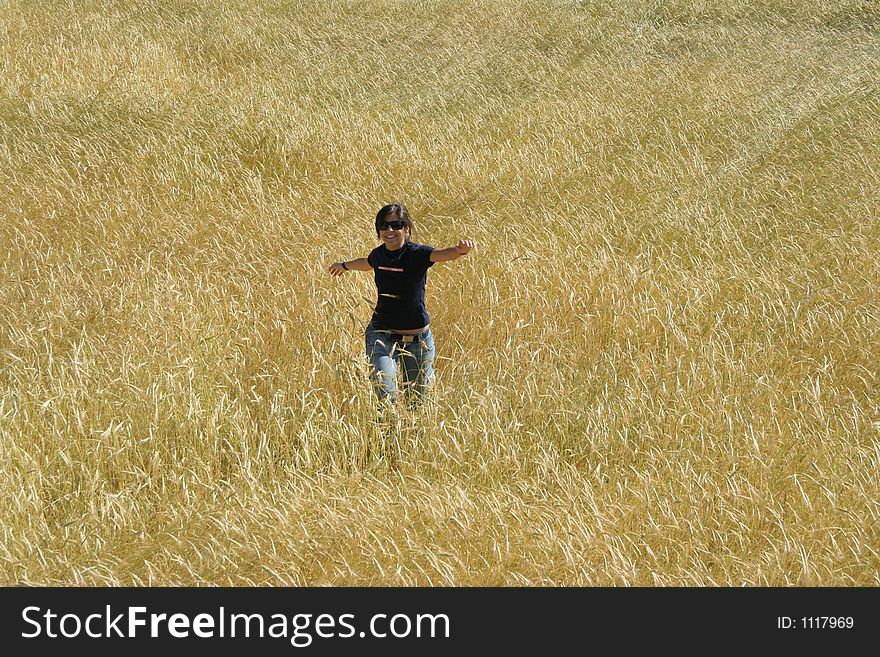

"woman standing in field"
[329, 203, 475, 405]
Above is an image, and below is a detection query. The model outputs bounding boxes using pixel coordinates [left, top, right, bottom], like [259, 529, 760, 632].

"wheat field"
[1, 0, 878, 585]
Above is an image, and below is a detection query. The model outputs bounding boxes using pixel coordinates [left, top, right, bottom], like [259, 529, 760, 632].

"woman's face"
[379, 219, 409, 250]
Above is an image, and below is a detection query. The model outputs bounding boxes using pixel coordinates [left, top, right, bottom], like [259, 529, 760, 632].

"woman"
[329, 203, 475, 405]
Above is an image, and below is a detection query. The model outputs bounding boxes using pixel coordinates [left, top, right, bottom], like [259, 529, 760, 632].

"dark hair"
[375, 203, 414, 238]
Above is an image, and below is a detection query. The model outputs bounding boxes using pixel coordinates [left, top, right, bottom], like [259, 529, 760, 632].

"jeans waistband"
[369, 326, 430, 343]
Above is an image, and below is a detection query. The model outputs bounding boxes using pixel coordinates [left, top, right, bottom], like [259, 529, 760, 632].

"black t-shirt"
[367, 241, 435, 330]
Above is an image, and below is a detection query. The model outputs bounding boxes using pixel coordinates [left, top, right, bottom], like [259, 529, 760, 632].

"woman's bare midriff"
[386, 325, 428, 335]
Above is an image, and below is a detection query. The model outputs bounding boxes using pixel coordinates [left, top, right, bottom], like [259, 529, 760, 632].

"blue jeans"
[365, 323, 435, 404]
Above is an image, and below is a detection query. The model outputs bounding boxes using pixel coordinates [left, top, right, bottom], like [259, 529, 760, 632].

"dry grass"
[1, 0, 878, 585]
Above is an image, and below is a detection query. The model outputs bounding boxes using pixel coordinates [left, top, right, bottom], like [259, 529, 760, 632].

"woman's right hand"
[329, 262, 349, 276]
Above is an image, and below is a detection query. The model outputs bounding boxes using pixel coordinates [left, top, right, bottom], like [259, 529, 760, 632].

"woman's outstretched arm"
[429, 239, 476, 263]
[328, 257, 372, 276]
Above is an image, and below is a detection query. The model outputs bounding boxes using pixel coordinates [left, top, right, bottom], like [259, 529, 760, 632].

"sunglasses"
[380, 220, 406, 231]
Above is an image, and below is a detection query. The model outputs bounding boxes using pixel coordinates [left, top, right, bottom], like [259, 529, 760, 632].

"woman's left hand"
[455, 239, 476, 255]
